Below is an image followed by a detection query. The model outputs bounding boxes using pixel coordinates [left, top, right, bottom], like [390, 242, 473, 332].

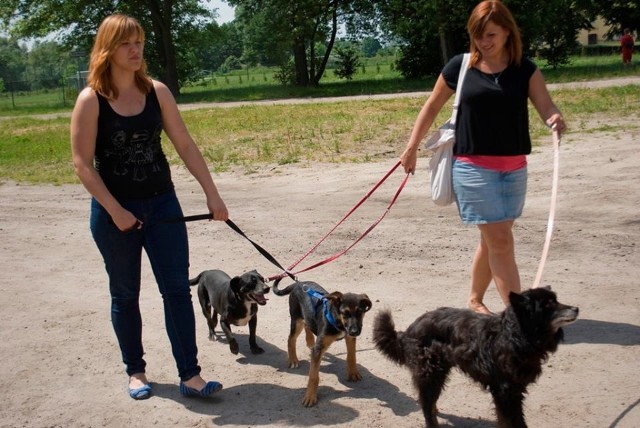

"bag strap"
[450, 53, 470, 125]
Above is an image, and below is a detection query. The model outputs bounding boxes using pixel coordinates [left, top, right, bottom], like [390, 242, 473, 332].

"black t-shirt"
[442, 54, 537, 156]
[95, 87, 174, 199]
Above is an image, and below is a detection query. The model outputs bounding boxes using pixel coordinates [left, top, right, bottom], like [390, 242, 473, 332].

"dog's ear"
[230, 276, 242, 293]
[509, 291, 526, 309]
[325, 291, 343, 304]
[360, 295, 372, 312]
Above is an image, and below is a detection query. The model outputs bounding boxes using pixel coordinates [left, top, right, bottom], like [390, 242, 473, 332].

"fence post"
[9, 81, 15, 109]
[61, 75, 66, 106]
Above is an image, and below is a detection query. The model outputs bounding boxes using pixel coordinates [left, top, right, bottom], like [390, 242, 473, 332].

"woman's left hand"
[207, 195, 229, 221]
[546, 113, 566, 134]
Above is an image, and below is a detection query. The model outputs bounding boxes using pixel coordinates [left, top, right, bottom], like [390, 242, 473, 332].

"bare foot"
[468, 300, 494, 315]
[129, 373, 149, 389]
[182, 375, 207, 391]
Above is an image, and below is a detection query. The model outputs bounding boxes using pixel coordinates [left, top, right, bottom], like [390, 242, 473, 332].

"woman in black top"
[400, 1, 565, 314]
[71, 14, 228, 399]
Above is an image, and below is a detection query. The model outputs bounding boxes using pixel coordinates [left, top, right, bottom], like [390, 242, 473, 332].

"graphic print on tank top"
[104, 123, 164, 182]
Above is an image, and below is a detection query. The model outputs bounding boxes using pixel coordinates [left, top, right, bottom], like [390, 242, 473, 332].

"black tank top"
[95, 87, 173, 199]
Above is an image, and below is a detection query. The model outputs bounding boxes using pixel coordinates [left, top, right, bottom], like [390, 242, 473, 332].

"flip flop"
[179, 381, 222, 398]
[128, 384, 152, 400]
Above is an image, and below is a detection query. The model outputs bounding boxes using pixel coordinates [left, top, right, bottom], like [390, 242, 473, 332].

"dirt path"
[0, 114, 639, 427]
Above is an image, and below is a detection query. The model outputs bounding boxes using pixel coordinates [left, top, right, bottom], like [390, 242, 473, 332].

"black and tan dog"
[189, 269, 269, 355]
[272, 277, 372, 407]
[373, 286, 579, 428]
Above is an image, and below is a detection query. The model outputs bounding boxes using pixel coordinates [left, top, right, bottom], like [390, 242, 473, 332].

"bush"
[334, 45, 361, 81]
[273, 58, 296, 86]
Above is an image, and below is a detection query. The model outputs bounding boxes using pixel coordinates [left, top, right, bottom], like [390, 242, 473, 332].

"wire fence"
[0, 72, 87, 111]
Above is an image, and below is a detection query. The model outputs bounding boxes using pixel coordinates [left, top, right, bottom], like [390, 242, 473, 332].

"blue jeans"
[90, 190, 201, 381]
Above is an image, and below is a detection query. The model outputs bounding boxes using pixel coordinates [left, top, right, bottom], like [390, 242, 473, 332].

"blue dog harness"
[304, 287, 341, 331]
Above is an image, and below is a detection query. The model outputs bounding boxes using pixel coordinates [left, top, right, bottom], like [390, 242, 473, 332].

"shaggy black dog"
[373, 287, 579, 428]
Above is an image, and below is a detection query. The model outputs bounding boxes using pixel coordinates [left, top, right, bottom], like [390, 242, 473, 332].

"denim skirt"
[452, 159, 527, 225]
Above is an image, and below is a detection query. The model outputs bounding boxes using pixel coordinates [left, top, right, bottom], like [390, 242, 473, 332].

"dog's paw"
[250, 346, 265, 354]
[229, 339, 239, 355]
[287, 359, 300, 369]
[302, 393, 318, 407]
[347, 371, 363, 382]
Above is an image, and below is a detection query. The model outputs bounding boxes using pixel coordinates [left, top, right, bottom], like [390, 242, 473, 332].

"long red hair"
[87, 14, 153, 100]
[467, 1, 522, 67]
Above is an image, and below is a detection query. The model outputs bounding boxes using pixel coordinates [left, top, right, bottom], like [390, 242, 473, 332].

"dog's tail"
[372, 310, 408, 366]
[271, 277, 297, 296]
[188, 272, 202, 287]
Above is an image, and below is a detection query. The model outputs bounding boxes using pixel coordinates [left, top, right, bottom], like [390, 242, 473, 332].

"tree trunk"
[313, 7, 338, 86]
[147, 0, 180, 95]
[293, 37, 309, 86]
[438, 26, 449, 67]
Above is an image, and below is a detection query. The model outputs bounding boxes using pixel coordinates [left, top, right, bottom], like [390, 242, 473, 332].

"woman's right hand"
[401, 146, 418, 175]
[112, 209, 142, 232]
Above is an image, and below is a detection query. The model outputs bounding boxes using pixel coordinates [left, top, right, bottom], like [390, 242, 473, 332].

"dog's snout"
[346, 323, 362, 337]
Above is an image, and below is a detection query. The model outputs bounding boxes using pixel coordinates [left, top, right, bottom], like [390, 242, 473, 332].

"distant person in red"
[621, 28, 634, 66]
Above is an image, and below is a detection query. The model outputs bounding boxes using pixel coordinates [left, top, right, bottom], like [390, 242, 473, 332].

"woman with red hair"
[400, 1, 565, 314]
[71, 14, 228, 400]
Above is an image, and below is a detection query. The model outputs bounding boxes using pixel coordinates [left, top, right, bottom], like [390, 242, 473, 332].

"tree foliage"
[228, 0, 378, 87]
[587, 0, 640, 36]
[377, 0, 474, 79]
[334, 44, 361, 80]
[377, 0, 606, 78]
[0, 0, 214, 95]
[0, 38, 27, 83]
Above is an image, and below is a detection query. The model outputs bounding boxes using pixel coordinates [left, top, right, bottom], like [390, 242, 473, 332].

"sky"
[207, 0, 235, 24]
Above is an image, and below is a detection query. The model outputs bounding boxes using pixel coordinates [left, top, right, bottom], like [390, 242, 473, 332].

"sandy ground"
[1, 118, 639, 427]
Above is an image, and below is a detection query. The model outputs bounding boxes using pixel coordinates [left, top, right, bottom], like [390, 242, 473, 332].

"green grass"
[1, 84, 638, 185]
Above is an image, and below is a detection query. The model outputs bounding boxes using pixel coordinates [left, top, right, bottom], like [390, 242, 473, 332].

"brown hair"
[87, 14, 153, 100]
[467, 0, 522, 67]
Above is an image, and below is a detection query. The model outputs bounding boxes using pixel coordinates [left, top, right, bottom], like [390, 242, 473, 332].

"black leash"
[166, 214, 295, 281]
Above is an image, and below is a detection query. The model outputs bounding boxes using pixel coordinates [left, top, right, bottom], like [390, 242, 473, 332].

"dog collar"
[305, 288, 342, 331]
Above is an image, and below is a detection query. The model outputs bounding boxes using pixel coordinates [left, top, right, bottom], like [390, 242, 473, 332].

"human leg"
[453, 161, 526, 309]
[478, 221, 521, 306]
[90, 198, 147, 378]
[142, 191, 221, 396]
[468, 236, 494, 314]
[142, 191, 202, 380]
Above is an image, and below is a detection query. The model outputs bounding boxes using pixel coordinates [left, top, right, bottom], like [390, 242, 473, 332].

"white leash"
[532, 128, 561, 288]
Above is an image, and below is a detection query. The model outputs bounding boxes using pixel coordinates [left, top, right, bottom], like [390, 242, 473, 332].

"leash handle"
[532, 129, 561, 288]
[182, 213, 213, 222]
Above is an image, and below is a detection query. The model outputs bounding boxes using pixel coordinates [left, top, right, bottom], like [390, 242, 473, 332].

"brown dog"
[272, 278, 372, 406]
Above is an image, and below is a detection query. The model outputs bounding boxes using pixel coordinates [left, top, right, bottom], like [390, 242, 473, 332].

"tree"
[0, 0, 214, 95]
[361, 37, 382, 58]
[584, 0, 640, 36]
[378, 0, 598, 78]
[27, 41, 70, 88]
[0, 38, 27, 85]
[334, 44, 361, 80]
[228, 0, 378, 87]
[527, 0, 588, 69]
[378, 0, 474, 79]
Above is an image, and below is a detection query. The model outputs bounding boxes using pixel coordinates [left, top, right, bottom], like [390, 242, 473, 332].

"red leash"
[267, 161, 410, 281]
